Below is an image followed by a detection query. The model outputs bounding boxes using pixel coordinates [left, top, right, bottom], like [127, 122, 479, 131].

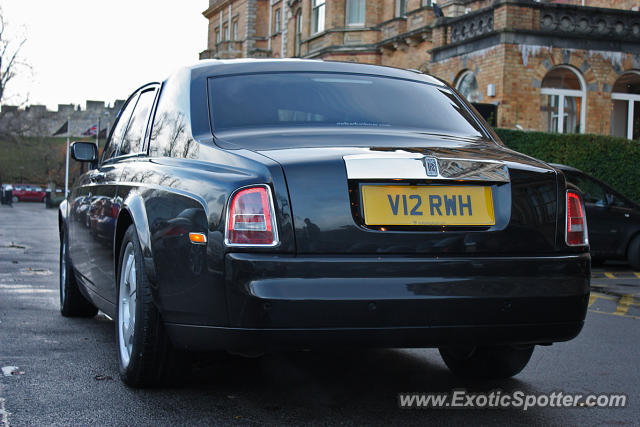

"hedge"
[495, 129, 640, 203]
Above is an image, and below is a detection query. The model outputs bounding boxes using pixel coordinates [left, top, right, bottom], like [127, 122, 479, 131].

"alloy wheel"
[118, 242, 137, 368]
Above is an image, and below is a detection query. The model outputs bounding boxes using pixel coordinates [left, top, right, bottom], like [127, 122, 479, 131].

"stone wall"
[429, 42, 638, 134]
[1, 99, 123, 138]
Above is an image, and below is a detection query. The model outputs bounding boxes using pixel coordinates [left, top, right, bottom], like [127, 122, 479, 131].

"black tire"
[116, 225, 179, 387]
[59, 232, 98, 317]
[439, 345, 534, 380]
[627, 235, 640, 270]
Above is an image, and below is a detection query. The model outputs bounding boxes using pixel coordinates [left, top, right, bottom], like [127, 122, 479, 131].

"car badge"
[424, 156, 439, 177]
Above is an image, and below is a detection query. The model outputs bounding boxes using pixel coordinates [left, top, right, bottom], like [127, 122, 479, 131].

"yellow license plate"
[361, 185, 495, 226]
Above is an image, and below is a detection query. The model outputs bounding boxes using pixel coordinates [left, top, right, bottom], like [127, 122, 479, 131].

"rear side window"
[102, 95, 139, 162]
[208, 72, 485, 138]
[149, 78, 195, 158]
[119, 88, 157, 156]
[565, 172, 607, 206]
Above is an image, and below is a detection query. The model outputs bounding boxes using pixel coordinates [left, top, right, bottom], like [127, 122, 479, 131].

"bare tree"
[0, 6, 28, 107]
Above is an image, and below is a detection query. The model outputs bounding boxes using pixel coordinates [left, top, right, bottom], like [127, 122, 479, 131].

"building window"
[232, 20, 238, 40]
[215, 28, 220, 44]
[395, 0, 407, 17]
[455, 70, 482, 103]
[540, 66, 586, 134]
[346, 0, 365, 26]
[275, 8, 281, 33]
[611, 72, 640, 140]
[223, 24, 229, 41]
[295, 9, 302, 56]
[312, 0, 326, 34]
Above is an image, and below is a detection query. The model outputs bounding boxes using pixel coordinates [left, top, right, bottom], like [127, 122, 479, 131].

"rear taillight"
[566, 190, 588, 246]
[225, 185, 278, 246]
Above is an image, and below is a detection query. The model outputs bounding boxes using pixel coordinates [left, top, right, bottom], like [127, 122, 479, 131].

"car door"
[564, 170, 620, 258]
[602, 190, 639, 258]
[99, 85, 159, 302]
[69, 91, 139, 301]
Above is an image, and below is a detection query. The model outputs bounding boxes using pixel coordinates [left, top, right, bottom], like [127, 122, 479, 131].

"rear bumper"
[166, 252, 590, 351]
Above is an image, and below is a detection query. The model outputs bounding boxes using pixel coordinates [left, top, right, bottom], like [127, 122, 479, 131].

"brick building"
[200, 0, 640, 139]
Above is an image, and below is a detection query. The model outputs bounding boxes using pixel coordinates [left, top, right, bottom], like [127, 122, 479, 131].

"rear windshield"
[208, 72, 485, 137]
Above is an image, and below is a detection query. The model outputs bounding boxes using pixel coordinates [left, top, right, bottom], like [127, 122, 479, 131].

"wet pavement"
[1, 202, 638, 426]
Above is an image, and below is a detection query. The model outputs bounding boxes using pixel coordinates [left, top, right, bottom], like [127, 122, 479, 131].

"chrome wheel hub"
[118, 242, 137, 368]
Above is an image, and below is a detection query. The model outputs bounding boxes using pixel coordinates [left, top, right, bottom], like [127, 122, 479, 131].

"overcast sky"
[1, 0, 207, 110]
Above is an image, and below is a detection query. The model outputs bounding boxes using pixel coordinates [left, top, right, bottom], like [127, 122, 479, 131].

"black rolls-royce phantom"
[59, 59, 590, 387]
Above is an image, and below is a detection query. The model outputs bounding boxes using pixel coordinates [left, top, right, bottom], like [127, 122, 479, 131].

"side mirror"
[70, 141, 98, 162]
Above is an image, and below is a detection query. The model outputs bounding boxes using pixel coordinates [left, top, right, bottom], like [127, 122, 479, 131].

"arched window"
[611, 71, 640, 140]
[455, 71, 482, 103]
[540, 66, 586, 134]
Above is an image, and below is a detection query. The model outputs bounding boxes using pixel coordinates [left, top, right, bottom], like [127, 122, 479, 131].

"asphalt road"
[1, 202, 638, 426]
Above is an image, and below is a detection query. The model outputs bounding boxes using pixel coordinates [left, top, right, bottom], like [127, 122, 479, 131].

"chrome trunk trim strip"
[344, 153, 510, 182]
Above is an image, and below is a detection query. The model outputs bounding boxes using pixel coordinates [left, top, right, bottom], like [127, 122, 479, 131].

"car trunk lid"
[217, 129, 559, 255]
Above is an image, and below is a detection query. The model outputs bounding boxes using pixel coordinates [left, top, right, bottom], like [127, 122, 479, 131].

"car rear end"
[168, 62, 590, 354]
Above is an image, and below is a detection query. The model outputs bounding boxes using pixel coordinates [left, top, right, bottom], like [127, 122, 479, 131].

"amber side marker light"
[566, 190, 588, 246]
[189, 232, 207, 245]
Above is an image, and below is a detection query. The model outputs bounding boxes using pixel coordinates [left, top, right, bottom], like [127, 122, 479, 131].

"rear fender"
[115, 192, 156, 283]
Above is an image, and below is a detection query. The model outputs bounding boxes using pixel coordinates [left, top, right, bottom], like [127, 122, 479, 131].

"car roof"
[184, 58, 445, 86]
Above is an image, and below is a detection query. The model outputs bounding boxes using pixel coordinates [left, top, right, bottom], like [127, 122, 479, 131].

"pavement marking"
[589, 309, 640, 320]
[593, 270, 640, 279]
[588, 292, 639, 319]
[589, 291, 617, 304]
[0, 397, 9, 427]
[614, 294, 635, 316]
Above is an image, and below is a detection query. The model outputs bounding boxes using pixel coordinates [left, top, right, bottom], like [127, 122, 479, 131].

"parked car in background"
[12, 184, 46, 202]
[554, 164, 640, 268]
[59, 59, 590, 387]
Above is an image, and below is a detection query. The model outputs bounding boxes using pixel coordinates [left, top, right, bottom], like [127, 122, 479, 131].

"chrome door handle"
[625, 213, 630, 218]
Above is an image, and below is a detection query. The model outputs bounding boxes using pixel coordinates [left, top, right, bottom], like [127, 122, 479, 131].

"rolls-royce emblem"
[424, 157, 439, 177]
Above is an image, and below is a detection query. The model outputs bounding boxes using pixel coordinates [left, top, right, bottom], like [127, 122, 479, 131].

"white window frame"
[312, 0, 326, 34]
[611, 71, 640, 140]
[295, 10, 302, 56]
[275, 8, 281, 33]
[346, 0, 366, 27]
[395, 0, 407, 17]
[540, 66, 586, 134]
[223, 24, 229, 41]
[232, 20, 238, 40]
